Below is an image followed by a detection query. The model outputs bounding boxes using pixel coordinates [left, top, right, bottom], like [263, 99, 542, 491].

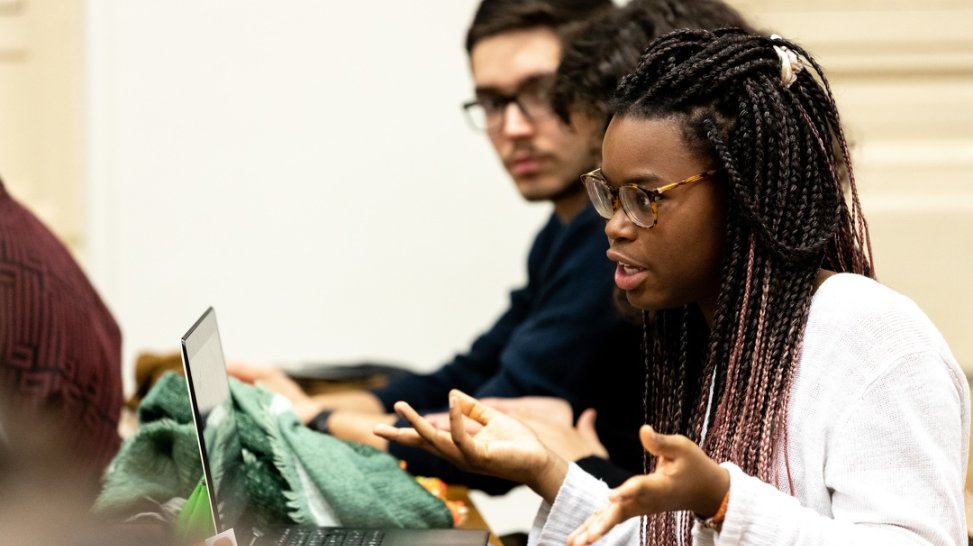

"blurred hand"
[227, 362, 318, 422]
[566, 425, 730, 546]
[373, 390, 569, 503]
[522, 408, 608, 461]
[480, 396, 573, 427]
[326, 412, 397, 450]
[423, 411, 463, 432]
[227, 362, 385, 422]
[485, 397, 607, 461]
[425, 396, 573, 435]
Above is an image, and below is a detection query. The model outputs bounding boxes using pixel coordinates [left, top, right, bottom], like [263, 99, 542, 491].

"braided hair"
[613, 29, 874, 544]
[552, 0, 753, 125]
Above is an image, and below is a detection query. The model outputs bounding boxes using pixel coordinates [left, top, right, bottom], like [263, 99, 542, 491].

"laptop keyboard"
[275, 528, 385, 546]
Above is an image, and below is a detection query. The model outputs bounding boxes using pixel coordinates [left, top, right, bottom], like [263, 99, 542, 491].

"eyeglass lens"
[583, 177, 656, 228]
[464, 76, 555, 131]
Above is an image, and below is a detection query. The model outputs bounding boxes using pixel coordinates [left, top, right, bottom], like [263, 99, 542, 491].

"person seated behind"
[0, 176, 124, 497]
[233, 0, 643, 494]
[375, 29, 969, 545]
[429, 0, 758, 487]
[234, 0, 754, 493]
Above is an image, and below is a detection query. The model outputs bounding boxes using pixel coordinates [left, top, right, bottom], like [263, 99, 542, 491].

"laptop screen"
[181, 308, 249, 533]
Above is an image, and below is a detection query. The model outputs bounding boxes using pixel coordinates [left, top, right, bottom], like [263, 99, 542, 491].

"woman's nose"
[604, 205, 636, 244]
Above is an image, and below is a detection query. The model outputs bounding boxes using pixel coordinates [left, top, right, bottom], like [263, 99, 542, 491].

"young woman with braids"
[375, 28, 970, 545]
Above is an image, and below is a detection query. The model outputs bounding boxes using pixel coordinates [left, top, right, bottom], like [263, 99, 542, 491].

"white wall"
[84, 1, 552, 387]
[78, 0, 973, 393]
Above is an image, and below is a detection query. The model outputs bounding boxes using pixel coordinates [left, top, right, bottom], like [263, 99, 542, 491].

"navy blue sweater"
[373, 205, 646, 493]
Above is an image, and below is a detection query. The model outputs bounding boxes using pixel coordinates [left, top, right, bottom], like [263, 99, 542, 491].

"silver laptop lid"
[180, 307, 249, 533]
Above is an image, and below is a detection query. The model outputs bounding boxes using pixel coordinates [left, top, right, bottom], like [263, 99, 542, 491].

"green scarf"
[95, 372, 452, 530]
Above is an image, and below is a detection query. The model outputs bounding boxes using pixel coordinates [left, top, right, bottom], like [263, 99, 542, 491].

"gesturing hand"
[520, 408, 609, 461]
[480, 396, 574, 426]
[373, 389, 569, 503]
[566, 425, 730, 546]
[425, 397, 608, 461]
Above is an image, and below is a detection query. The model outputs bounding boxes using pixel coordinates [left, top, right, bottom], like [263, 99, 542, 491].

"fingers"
[639, 425, 659, 454]
[566, 503, 626, 546]
[226, 361, 268, 383]
[373, 406, 455, 460]
[449, 389, 501, 425]
[394, 402, 443, 441]
[392, 401, 466, 462]
[426, 410, 483, 434]
[575, 408, 608, 458]
[479, 397, 526, 420]
[448, 393, 479, 456]
[478, 397, 506, 410]
[577, 408, 597, 432]
[640, 425, 691, 458]
[423, 411, 451, 431]
[609, 473, 664, 505]
[372, 424, 423, 447]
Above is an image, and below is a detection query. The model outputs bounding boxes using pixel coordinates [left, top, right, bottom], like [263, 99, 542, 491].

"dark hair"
[613, 29, 873, 543]
[464, 0, 612, 53]
[552, 0, 753, 124]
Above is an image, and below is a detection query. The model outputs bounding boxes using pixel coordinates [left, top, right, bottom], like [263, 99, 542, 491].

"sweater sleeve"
[528, 463, 640, 546]
[706, 351, 969, 546]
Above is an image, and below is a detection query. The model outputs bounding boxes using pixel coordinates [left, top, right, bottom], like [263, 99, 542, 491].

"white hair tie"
[770, 34, 803, 88]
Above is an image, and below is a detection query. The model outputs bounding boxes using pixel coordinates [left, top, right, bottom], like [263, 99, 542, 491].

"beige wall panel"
[835, 79, 973, 143]
[726, 0, 973, 372]
[854, 139, 973, 193]
[737, 0, 972, 9]
[864, 204, 973, 371]
[0, 0, 85, 256]
[0, 64, 33, 191]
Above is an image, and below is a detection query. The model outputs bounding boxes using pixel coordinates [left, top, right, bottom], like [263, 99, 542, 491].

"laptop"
[180, 307, 489, 546]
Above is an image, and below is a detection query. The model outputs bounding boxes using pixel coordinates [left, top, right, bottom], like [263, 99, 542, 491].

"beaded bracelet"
[698, 488, 730, 530]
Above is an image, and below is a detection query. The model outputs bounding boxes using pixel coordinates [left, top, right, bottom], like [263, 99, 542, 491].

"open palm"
[566, 425, 730, 546]
[374, 389, 568, 501]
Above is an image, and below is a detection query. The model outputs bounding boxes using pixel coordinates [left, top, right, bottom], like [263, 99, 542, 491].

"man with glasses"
[233, 0, 647, 494]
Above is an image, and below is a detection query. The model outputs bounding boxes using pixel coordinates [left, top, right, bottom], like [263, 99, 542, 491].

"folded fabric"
[95, 372, 452, 529]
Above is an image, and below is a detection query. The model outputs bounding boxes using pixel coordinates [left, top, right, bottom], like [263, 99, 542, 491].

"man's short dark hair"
[465, 0, 613, 54]
[552, 0, 754, 123]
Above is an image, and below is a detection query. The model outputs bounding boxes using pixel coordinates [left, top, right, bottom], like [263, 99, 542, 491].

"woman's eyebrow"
[602, 170, 664, 188]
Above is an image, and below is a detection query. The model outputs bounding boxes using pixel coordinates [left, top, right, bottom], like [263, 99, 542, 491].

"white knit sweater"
[529, 274, 970, 545]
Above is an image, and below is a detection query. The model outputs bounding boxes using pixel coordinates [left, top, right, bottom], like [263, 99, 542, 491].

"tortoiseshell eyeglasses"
[581, 168, 718, 229]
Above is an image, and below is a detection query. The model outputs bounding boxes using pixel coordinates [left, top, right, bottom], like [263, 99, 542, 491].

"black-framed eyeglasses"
[462, 74, 557, 132]
[581, 168, 719, 228]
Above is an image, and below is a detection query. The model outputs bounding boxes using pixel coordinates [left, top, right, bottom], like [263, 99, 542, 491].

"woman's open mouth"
[614, 262, 648, 291]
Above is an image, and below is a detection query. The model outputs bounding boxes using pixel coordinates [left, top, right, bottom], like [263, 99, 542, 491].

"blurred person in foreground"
[0, 175, 124, 494]
[1, 174, 172, 545]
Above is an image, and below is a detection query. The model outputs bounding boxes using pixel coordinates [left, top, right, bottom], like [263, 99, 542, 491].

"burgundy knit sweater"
[0, 178, 123, 475]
